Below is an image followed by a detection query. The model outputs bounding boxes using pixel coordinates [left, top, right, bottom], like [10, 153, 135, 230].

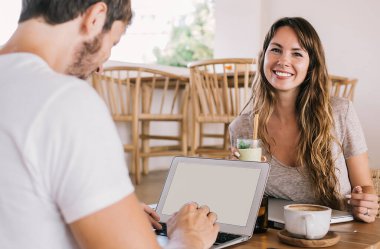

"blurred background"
[1, 0, 379, 168]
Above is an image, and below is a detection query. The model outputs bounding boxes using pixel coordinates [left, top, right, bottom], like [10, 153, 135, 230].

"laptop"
[154, 156, 271, 249]
[268, 198, 354, 229]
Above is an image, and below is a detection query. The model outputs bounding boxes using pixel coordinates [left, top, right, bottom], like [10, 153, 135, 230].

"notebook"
[154, 156, 271, 249]
[268, 197, 354, 229]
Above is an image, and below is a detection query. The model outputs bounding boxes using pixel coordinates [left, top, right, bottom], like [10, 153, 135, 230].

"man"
[0, 1, 219, 248]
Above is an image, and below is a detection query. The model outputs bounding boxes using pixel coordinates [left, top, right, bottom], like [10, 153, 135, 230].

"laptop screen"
[161, 162, 261, 226]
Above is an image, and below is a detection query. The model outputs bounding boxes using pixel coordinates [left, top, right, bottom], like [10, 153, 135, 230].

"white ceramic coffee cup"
[284, 204, 331, 240]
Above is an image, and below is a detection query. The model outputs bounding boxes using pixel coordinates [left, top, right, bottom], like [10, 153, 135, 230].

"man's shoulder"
[0, 52, 86, 88]
[0, 52, 97, 119]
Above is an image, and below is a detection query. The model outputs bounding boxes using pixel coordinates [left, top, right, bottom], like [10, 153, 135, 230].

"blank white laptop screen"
[161, 162, 261, 226]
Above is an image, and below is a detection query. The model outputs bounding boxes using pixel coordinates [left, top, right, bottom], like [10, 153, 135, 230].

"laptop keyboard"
[154, 222, 168, 236]
[214, 232, 241, 245]
[155, 222, 242, 245]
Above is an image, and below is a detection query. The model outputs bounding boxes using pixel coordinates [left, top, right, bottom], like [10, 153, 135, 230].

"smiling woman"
[229, 17, 379, 223]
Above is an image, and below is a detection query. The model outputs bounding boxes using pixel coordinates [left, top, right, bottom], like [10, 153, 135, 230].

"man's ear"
[81, 2, 108, 37]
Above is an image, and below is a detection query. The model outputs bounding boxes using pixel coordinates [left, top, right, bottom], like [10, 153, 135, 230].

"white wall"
[0, 2, 21, 45]
[215, 0, 380, 168]
[215, 0, 262, 58]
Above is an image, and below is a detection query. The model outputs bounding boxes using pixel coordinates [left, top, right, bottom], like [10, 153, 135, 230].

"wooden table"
[230, 219, 380, 249]
[104, 60, 255, 85]
[104, 60, 190, 78]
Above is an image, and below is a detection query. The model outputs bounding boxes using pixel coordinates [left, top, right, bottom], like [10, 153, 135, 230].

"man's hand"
[141, 203, 162, 230]
[166, 202, 219, 249]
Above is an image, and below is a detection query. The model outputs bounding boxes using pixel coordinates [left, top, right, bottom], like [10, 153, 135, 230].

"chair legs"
[142, 158, 149, 175]
[142, 120, 150, 175]
[141, 86, 151, 176]
[124, 146, 140, 185]
[182, 118, 188, 156]
[132, 113, 141, 185]
[223, 124, 229, 151]
[126, 148, 135, 174]
[191, 119, 200, 155]
[190, 122, 231, 158]
[134, 150, 141, 184]
[199, 123, 204, 149]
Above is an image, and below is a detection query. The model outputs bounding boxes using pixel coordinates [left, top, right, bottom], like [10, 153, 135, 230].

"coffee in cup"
[284, 204, 331, 240]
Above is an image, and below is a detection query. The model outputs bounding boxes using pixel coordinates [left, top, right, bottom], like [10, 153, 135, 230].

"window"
[112, 0, 214, 65]
[0, 0, 214, 66]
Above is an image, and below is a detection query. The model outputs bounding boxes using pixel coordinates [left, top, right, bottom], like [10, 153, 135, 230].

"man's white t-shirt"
[0, 53, 134, 248]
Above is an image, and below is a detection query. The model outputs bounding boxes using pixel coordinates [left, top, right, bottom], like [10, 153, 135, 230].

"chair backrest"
[189, 58, 256, 121]
[371, 168, 380, 218]
[92, 67, 137, 120]
[329, 75, 357, 101]
[133, 67, 189, 118]
[92, 66, 189, 119]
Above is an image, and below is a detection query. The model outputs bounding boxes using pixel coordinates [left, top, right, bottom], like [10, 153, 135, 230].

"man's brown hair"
[19, 0, 132, 31]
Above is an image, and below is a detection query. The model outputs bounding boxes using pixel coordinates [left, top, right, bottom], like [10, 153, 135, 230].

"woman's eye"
[294, 52, 303, 57]
[270, 48, 281, 53]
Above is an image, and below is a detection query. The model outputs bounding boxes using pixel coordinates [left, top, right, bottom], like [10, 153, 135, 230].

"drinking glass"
[237, 138, 265, 162]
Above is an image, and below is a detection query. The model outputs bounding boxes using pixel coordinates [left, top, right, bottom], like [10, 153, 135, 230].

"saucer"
[277, 230, 340, 247]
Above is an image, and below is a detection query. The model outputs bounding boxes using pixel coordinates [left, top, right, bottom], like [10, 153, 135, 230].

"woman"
[229, 17, 378, 222]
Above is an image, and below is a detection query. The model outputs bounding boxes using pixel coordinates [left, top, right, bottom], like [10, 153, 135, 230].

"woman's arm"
[346, 152, 379, 223]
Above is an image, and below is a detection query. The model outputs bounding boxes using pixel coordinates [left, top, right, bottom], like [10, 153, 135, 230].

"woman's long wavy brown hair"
[247, 17, 343, 209]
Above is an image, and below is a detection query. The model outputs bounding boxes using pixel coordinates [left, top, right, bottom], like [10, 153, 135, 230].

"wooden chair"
[371, 168, 380, 218]
[329, 75, 357, 101]
[137, 67, 190, 180]
[93, 66, 189, 184]
[188, 58, 256, 158]
[92, 67, 140, 183]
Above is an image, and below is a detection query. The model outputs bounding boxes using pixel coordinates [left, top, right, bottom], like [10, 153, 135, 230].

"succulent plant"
[238, 140, 252, 149]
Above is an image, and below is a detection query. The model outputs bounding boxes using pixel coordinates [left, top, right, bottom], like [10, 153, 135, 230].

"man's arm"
[70, 193, 219, 249]
[70, 193, 161, 249]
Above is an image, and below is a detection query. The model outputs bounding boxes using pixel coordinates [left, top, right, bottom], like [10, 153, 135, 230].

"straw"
[253, 113, 259, 140]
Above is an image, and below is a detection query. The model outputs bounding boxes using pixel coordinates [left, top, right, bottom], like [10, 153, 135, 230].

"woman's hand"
[228, 146, 267, 162]
[141, 203, 162, 230]
[227, 147, 240, 160]
[348, 186, 379, 223]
